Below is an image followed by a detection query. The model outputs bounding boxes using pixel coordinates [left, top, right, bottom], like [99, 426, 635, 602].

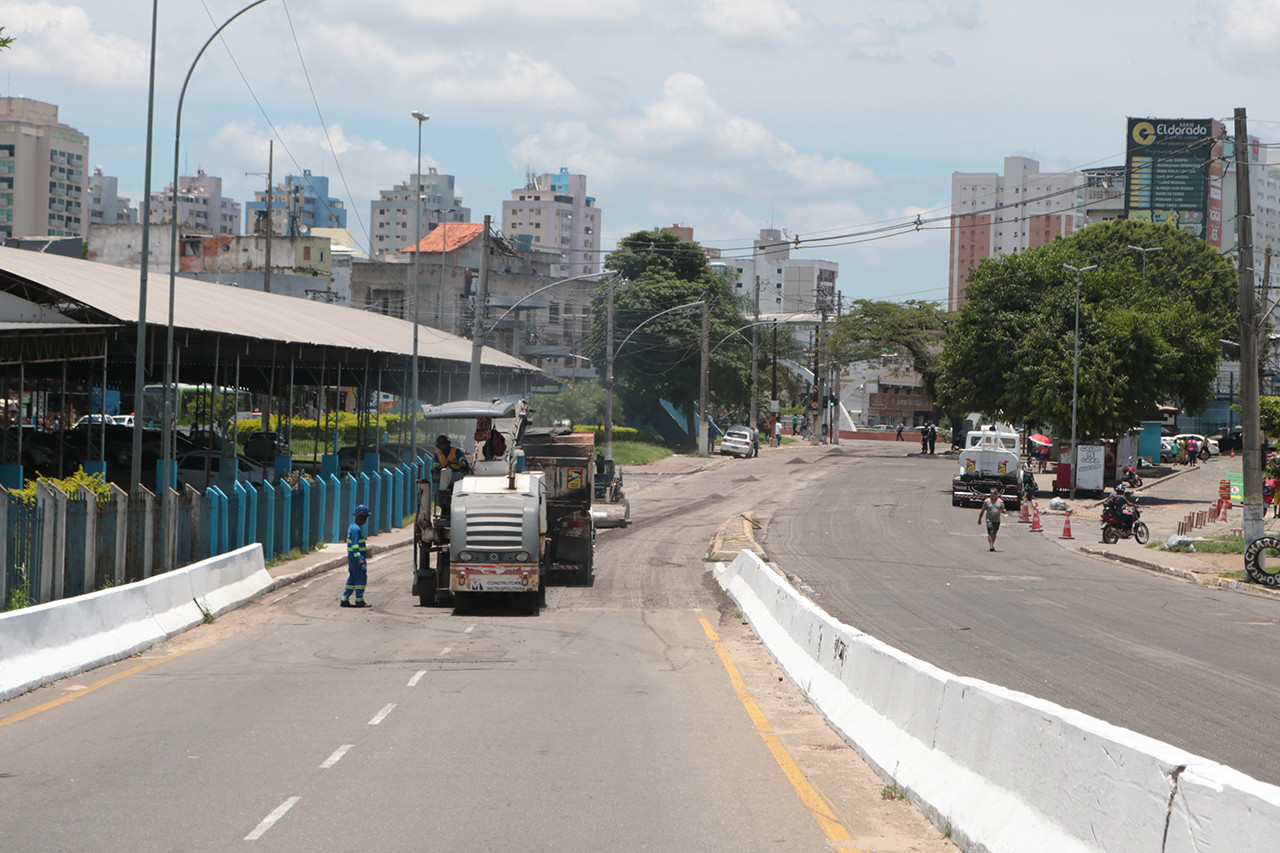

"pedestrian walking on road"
[978, 487, 1006, 551]
[920, 424, 929, 454]
[792, 414, 799, 435]
[896, 421, 905, 441]
[341, 504, 370, 608]
[773, 418, 782, 446]
[927, 423, 938, 455]
[1187, 437, 1198, 467]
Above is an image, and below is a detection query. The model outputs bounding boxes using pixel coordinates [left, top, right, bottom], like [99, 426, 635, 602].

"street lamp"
[465, 269, 616, 405]
[409, 109, 428, 463]
[162, 0, 272, 569]
[1063, 263, 1097, 500]
[1127, 245, 1163, 278]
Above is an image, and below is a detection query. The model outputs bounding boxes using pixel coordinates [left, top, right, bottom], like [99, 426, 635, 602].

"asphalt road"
[0, 448, 952, 853]
[762, 440, 1280, 785]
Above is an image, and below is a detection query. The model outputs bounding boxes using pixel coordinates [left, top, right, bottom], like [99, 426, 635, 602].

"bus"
[140, 384, 255, 428]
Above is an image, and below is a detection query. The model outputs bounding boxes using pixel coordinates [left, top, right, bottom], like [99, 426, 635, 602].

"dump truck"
[412, 400, 595, 614]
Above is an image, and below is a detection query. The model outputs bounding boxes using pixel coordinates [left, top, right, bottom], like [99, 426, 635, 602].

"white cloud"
[0, 1, 148, 86]
[693, 0, 814, 43]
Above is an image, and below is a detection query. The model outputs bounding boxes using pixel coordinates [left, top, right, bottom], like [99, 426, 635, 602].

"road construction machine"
[412, 400, 594, 614]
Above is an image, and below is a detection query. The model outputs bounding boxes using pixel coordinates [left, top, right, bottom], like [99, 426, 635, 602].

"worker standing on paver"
[340, 504, 370, 608]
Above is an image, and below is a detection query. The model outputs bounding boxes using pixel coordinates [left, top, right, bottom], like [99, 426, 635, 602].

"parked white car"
[718, 425, 758, 458]
[174, 451, 265, 490]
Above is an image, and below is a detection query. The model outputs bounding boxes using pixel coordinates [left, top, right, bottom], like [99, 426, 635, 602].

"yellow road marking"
[697, 612, 862, 850]
[0, 649, 193, 728]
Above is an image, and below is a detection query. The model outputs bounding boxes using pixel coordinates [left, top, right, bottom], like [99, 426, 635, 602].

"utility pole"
[263, 139, 273, 294]
[467, 215, 491, 411]
[698, 288, 709, 455]
[831, 292, 842, 445]
[750, 276, 760, 433]
[604, 275, 616, 460]
[1236, 107, 1264, 555]
[771, 322, 778, 445]
[810, 324, 821, 445]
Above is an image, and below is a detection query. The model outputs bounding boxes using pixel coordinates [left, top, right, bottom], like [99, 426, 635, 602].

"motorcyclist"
[1102, 483, 1136, 531]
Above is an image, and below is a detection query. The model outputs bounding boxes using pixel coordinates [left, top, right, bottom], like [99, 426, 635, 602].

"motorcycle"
[1123, 465, 1143, 488]
[1101, 497, 1149, 545]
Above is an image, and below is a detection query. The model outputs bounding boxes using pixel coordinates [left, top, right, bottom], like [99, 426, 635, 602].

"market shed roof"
[0, 246, 535, 374]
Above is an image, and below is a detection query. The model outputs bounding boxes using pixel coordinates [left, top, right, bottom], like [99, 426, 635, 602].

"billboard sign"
[1124, 118, 1218, 244]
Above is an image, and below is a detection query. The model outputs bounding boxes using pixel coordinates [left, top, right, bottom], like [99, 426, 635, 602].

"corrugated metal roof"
[0, 246, 536, 372]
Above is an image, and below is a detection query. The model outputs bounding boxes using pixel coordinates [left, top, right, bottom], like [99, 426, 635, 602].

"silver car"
[719, 425, 757, 458]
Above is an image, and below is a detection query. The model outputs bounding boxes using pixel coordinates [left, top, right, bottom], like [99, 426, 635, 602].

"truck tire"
[519, 590, 539, 616]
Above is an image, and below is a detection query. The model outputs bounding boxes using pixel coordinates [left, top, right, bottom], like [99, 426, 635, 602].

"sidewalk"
[1031, 457, 1280, 600]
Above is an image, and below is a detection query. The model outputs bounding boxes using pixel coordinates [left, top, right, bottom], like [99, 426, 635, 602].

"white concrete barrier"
[715, 549, 1280, 853]
[0, 544, 268, 702]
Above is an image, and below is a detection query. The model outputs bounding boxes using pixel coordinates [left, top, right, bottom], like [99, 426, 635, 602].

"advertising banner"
[1124, 118, 1217, 241]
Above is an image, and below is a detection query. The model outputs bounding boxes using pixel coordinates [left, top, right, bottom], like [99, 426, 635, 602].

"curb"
[1077, 544, 1280, 602]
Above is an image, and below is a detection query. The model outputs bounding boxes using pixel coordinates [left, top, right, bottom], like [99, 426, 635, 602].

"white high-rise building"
[719, 228, 838, 316]
[0, 97, 89, 239]
[949, 157, 1082, 310]
[149, 170, 241, 235]
[502, 167, 601, 279]
[87, 167, 137, 226]
[369, 168, 469, 260]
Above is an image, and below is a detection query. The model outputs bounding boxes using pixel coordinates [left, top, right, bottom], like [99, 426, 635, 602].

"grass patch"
[611, 440, 672, 466]
[881, 783, 907, 801]
[1163, 533, 1244, 554]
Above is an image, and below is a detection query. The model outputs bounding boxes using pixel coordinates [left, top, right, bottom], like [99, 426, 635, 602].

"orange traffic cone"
[1029, 504, 1043, 532]
[1059, 511, 1074, 539]
[1218, 498, 1229, 523]
[1018, 501, 1031, 523]
[1231, 447, 1236, 459]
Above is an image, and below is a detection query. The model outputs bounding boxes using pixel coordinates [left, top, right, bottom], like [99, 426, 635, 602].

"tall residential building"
[87, 167, 138, 226]
[245, 169, 346, 237]
[149, 170, 241, 234]
[0, 97, 89, 239]
[948, 157, 1081, 310]
[502, 167, 601, 279]
[718, 228, 838, 316]
[369, 168, 469, 260]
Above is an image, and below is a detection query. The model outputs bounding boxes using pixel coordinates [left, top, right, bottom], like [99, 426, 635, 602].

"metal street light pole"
[1127, 244, 1163, 278]
[1063, 263, 1097, 501]
[163, 0, 271, 570]
[409, 110, 428, 462]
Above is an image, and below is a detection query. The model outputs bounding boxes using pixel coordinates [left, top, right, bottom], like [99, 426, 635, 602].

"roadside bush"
[8, 467, 112, 505]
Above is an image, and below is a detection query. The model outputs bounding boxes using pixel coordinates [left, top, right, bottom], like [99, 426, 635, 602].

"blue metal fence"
[0, 456, 427, 609]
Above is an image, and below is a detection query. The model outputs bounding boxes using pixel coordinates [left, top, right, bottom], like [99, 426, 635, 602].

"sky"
[2, 0, 1280, 307]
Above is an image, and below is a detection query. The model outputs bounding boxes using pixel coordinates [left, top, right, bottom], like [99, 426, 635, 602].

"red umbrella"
[1028, 433, 1052, 446]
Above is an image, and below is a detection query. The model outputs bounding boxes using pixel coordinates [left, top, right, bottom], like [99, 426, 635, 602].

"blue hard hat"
[354, 504, 370, 516]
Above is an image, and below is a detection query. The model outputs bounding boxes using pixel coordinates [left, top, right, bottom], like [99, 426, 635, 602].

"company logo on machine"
[998, 461, 1008, 474]
[567, 468, 584, 490]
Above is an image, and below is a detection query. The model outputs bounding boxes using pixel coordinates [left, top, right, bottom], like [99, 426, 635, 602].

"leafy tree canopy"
[936, 219, 1236, 438]
[827, 299, 951, 396]
[529, 380, 619, 427]
[585, 230, 749, 433]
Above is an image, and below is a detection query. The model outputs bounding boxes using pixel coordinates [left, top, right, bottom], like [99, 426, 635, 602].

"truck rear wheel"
[519, 590, 539, 616]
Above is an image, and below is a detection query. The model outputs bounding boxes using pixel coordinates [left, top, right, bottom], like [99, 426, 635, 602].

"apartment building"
[719, 227, 839, 316]
[149, 170, 241, 235]
[245, 169, 346, 237]
[502, 167, 601, 280]
[87, 167, 137, 226]
[0, 97, 89, 239]
[369, 168, 469, 260]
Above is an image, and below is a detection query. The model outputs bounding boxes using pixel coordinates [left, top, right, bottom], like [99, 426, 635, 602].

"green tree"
[586, 230, 749, 442]
[0, 29, 14, 53]
[936, 219, 1235, 438]
[828, 298, 951, 393]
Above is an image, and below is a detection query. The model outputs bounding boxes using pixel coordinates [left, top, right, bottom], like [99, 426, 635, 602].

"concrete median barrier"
[715, 549, 1280, 852]
[0, 544, 268, 702]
